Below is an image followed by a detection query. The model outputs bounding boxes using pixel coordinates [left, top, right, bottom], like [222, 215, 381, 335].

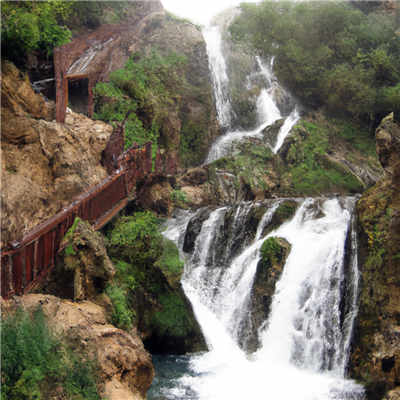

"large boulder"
[1, 294, 154, 400]
[36, 219, 115, 301]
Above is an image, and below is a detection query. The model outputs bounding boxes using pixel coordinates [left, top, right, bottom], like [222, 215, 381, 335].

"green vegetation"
[1, 308, 99, 400]
[280, 121, 364, 195]
[260, 237, 282, 264]
[230, 1, 400, 123]
[157, 237, 185, 286]
[210, 142, 274, 192]
[1, 1, 72, 58]
[170, 189, 190, 209]
[61, 217, 85, 268]
[1, 1, 138, 60]
[107, 211, 163, 267]
[152, 292, 193, 339]
[105, 211, 191, 342]
[93, 49, 188, 159]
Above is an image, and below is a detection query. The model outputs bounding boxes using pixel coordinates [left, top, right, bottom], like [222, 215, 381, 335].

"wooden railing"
[1, 142, 162, 299]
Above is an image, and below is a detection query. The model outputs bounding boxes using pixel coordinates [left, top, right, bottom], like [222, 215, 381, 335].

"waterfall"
[203, 31, 299, 163]
[203, 26, 232, 128]
[155, 197, 365, 400]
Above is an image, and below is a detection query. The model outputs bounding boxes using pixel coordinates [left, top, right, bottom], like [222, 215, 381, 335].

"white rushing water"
[203, 29, 298, 163]
[203, 26, 232, 128]
[161, 197, 364, 400]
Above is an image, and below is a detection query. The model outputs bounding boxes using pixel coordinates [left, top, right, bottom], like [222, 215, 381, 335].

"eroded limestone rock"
[36, 219, 115, 301]
[1, 62, 113, 247]
[1, 294, 154, 400]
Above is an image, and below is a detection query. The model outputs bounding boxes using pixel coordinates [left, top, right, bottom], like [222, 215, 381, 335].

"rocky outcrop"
[176, 110, 381, 209]
[1, 294, 154, 400]
[350, 113, 400, 399]
[136, 175, 174, 217]
[238, 237, 291, 353]
[36, 219, 115, 301]
[1, 61, 54, 134]
[183, 206, 219, 253]
[261, 117, 286, 149]
[375, 113, 400, 175]
[1, 62, 113, 247]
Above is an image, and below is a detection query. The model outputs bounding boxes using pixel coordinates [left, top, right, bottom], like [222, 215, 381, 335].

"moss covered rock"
[238, 237, 291, 353]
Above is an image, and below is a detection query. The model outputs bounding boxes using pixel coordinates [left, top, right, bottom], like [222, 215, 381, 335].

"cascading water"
[204, 29, 299, 163]
[203, 26, 232, 128]
[149, 197, 365, 400]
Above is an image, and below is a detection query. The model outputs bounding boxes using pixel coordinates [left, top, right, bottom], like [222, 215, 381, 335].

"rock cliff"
[350, 113, 400, 400]
[1, 61, 113, 248]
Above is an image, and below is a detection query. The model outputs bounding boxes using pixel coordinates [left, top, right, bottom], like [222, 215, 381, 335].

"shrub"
[1, 1, 72, 58]
[1, 307, 99, 399]
[152, 293, 193, 339]
[157, 238, 185, 283]
[106, 282, 135, 330]
[107, 211, 163, 266]
[260, 237, 282, 264]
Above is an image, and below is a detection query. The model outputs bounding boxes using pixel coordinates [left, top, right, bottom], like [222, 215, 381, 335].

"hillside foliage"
[1, 1, 136, 59]
[229, 1, 400, 123]
[93, 50, 188, 157]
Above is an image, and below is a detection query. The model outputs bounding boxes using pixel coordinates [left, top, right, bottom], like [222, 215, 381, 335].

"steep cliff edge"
[1, 61, 113, 248]
[350, 113, 400, 400]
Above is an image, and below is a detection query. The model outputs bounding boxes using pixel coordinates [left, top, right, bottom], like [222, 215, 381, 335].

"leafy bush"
[106, 282, 135, 330]
[93, 49, 188, 159]
[260, 237, 282, 264]
[1, 1, 140, 61]
[1, 1, 72, 58]
[229, 1, 400, 122]
[157, 238, 185, 283]
[1, 308, 99, 400]
[152, 293, 193, 339]
[107, 211, 163, 267]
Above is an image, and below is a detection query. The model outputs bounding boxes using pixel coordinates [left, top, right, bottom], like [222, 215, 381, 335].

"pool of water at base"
[147, 354, 200, 400]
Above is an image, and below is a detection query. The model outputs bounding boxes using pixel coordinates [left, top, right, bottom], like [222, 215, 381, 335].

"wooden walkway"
[1, 142, 162, 299]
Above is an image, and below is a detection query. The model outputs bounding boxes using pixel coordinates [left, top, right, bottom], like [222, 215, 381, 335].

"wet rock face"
[261, 117, 286, 149]
[375, 113, 400, 175]
[238, 238, 291, 353]
[1, 62, 113, 247]
[183, 206, 218, 253]
[1, 294, 154, 400]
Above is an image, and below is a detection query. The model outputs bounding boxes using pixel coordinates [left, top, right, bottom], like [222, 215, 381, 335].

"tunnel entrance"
[67, 76, 89, 117]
